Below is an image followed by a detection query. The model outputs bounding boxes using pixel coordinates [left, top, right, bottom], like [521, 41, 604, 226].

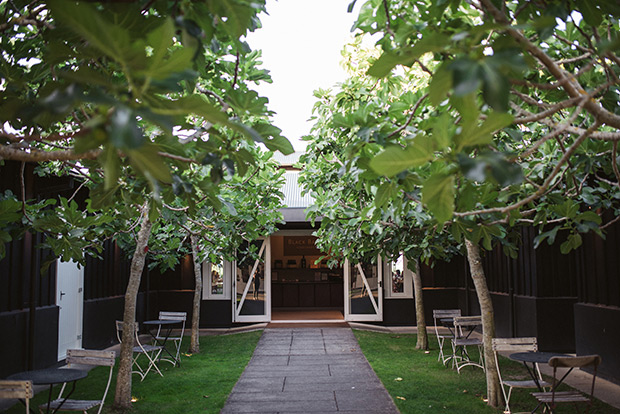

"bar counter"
[271, 268, 343, 308]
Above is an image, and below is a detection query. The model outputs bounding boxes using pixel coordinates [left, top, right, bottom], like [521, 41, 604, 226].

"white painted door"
[344, 258, 383, 322]
[57, 260, 84, 360]
[232, 238, 271, 323]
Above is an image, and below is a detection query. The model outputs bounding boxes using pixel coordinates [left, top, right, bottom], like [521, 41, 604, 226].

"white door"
[57, 260, 84, 360]
[233, 238, 271, 323]
[344, 258, 383, 322]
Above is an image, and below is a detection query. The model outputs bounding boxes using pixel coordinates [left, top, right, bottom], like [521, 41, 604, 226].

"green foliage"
[0, 1, 292, 264]
[302, 0, 620, 260]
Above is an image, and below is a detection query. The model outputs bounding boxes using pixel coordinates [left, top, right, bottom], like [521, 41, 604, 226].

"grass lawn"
[354, 330, 620, 414]
[3, 330, 261, 414]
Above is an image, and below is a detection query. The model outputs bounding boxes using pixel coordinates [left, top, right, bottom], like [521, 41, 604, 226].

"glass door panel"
[233, 238, 270, 322]
[344, 258, 383, 321]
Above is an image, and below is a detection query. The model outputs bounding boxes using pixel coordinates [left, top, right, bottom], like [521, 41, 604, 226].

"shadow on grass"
[3, 331, 262, 414]
[353, 330, 620, 414]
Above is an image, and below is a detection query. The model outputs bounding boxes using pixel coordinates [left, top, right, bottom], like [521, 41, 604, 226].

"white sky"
[246, 0, 361, 151]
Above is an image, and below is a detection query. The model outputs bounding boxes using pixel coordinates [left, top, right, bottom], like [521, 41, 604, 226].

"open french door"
[343, 258, 383, 322]
[232, 238, 271, 323]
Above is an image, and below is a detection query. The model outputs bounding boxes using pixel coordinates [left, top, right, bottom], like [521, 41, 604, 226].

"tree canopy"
[301, 0, 620, 407]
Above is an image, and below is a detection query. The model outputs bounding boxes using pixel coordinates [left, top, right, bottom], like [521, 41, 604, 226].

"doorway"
[270, 232, 344, 322]
[56, 260, 84, 360]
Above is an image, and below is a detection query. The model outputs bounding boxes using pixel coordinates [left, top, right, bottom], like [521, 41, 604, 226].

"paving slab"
[222, 327, 399, 413]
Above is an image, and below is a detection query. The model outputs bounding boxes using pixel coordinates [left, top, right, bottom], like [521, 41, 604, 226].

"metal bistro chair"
[532, 354, 602, 413]
[451, 316, 484, 373]
[492, 337, 550, 414]
[43, 349, 115, 414]
[155, 311, 186, 366]
[0, 380, 33, 413]
[432, 309, 461, 365]
[115, 320, 164, 381]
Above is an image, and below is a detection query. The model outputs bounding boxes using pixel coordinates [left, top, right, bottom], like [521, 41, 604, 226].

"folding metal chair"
[451, 316, 484, 373]
[432, 309, 461, 365]
[116, 320, 164, 381]
[492, 337, 550, 413]
[155, 311, 186, 366]
[532, 354, 601, 413]
[0, 380, 33, 413]
[43, 349, 115, 414]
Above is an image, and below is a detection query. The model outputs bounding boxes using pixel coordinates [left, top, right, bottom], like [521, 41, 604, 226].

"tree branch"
[388, 93, 428, 139]
[455, 121, 601, 217]
[480, 0, 620, 129]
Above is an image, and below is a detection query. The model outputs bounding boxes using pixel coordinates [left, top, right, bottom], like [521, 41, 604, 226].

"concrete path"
[221, 327, 399, 413]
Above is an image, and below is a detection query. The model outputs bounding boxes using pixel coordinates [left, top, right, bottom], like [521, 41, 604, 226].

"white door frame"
[344, 257, 383, 322]
[56, 259, 84, 360]
[232, 237, 271, 323]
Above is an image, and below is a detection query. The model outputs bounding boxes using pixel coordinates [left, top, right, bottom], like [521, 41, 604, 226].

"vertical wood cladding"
[84, 240, 132, 299]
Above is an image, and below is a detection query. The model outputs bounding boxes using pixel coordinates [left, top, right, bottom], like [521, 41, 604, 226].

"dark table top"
[143, 319, 183, 326]
[439, 318, 454, 327]
[7, 368, 87, 385]
[509, 351, 569, 364]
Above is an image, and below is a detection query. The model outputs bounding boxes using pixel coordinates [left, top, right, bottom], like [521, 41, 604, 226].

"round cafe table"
[8, 368, 88, 414]
[509, 351, 569, 391]
[143, 319, 184, 366]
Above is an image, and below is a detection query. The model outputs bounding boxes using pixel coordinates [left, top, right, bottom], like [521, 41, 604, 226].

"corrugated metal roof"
[272, 151, 303, 168]
[282, 171, 313, 208]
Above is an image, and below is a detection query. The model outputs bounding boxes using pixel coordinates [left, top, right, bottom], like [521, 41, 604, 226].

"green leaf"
[145, 19, 176, 74]
[370, 136, 435, 176]
[206, 0, 255, 38]
[560, 233, 582, 254]
[368, 33, 448, 78]
[422, 173, 454, 223]
[575, 0, 603, 26]
[431, 112, 452, 150]
[107, 107, 145, 150]
[429, 63, 452, 106]
[127, 144, 172, 184]
[89, 184, 120, 210]
[49, 1, 138, 66]
[455, 111, 513, 151]
[533, 226, 560, 248]
[450, 58, 481, 96]
[375, 182, 393, 208]
[552, 199, 579, 219]
[150, 95, 229, 124]
[576, 210, 602, 225]
[480, 62, 510, 112]
[368, 51, 409, 78]
[99, 145, 120, 190]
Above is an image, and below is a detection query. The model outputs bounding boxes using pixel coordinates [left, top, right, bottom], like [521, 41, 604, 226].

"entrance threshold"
[270, 319, 345, 324]
[271, 308, 344, 322]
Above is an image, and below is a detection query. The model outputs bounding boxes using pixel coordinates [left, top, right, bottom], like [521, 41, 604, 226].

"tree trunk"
[464, 239, 502, 408]
[412, 258, 428, 350]
[189, 233, 202, 354]
[113, 207, 152, 409]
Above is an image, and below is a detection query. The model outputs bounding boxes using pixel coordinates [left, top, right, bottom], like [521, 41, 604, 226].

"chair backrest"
[0, 380, 33, 413]
[115, 320, 139, 344]
[432, 309, 461, 322]
[67, 349, 116, 367]
[549, 355, 602, 402]
[492, 337, 540, 387]
[492, 337, 538, 353]
[0, 380, 33, 399]
[453, 315, 482, 327]
[548, 355, 601, 369]
[65, 349, 116, 414]
[157, 311, 186, 339]
[159, 311, 187, 322]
